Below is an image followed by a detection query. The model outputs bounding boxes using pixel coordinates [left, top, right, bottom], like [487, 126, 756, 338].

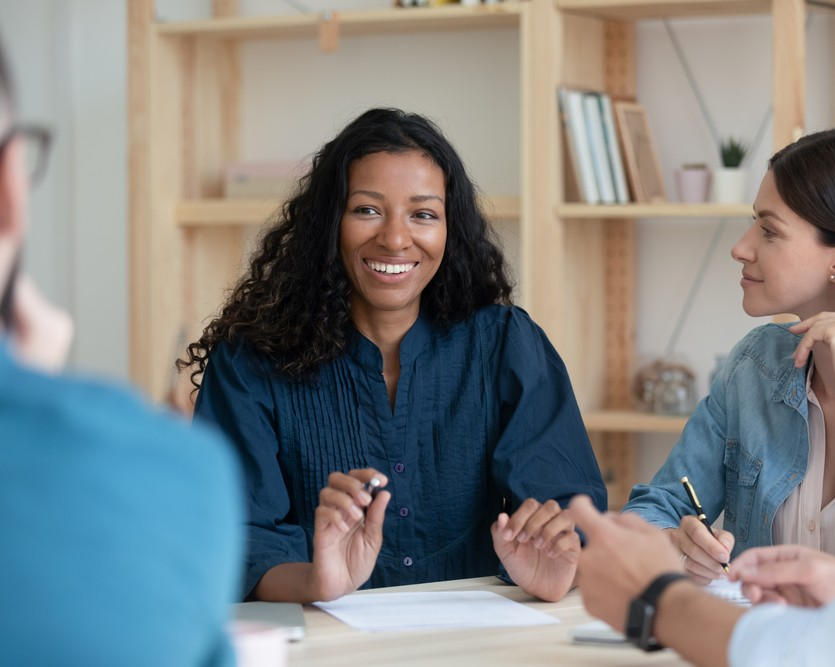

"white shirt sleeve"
[729, 601, 835, 667]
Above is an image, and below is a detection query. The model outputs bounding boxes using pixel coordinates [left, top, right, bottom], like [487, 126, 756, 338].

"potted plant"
[713, 136, 748, 203]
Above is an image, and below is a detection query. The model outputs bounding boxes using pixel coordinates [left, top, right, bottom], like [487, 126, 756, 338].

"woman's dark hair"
[180, 107, 513, 386]
[769, 128, 835, 247]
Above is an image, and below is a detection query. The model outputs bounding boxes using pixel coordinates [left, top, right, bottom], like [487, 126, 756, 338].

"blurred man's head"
[0, 40, 15, 132]
[0, 39, 26, 329]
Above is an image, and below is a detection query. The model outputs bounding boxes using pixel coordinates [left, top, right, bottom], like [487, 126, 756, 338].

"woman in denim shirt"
[624, 129, 835, 584]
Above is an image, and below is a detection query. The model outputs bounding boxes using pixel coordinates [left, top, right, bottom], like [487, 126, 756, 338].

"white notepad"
[571, 620, 627, 645]
[234, 601, 307, 641]
[314, 590, 559, 633]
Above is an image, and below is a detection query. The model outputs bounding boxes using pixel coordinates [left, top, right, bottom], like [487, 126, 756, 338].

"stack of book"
[558, 88, 630, 205]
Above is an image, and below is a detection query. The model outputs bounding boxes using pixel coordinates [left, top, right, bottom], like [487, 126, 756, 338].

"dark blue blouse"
[195, 305, 606, 599]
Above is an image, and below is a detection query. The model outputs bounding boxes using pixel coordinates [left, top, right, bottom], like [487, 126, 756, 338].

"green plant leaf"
[720, 137, 747, 168]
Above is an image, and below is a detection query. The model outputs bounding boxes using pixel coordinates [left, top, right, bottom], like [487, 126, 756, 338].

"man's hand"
[730, 544, 835, 607]
[569, 495, 683, 631]
[9, 275, 73, 373]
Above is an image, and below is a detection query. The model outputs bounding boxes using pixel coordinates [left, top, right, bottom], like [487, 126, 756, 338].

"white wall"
[0, 0, 127, 381]
[1, 2, 832, 482]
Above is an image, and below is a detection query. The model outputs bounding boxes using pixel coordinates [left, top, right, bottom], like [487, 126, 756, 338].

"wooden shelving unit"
[129, 0, 818, 509]
[548, 0, 811, 506]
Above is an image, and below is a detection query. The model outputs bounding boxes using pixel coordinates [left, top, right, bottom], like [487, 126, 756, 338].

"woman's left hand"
[490, 498, 579, 602]
[789, 312, 835, 369]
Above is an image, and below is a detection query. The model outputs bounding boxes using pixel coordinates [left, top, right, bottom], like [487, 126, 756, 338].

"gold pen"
[680, 476, 731, 575]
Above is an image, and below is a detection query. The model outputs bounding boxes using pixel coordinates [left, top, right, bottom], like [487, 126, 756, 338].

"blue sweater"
[0, 341, 243, 666]
[195, 305, 606, 598]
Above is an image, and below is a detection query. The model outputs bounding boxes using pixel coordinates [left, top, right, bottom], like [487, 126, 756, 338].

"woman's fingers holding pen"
[319, 470, 389, 528]
[672, 517, 733, 581]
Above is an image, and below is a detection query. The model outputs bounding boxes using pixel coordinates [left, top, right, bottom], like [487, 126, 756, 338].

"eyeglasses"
[0, 123, 52, 186]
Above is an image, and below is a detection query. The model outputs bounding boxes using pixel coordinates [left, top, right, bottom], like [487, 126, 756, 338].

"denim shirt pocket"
[723, 439, 763, 542]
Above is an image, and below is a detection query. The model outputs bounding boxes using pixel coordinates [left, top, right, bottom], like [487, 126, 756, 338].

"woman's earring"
[830, 274, 835, 283]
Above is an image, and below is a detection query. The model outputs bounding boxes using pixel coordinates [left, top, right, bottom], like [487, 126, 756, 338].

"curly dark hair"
[179, 107, 513, 386]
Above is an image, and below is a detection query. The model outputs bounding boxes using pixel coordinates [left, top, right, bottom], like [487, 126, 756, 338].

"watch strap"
[638, 572, 689, 607]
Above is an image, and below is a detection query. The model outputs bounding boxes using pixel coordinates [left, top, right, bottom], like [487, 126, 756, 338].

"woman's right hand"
[666, 516, 734, 584]
[310, 469, 390, 601]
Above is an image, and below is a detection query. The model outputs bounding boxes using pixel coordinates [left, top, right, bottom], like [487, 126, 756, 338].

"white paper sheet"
[313, 590, 560, 632]
[706, 578, 751, 606]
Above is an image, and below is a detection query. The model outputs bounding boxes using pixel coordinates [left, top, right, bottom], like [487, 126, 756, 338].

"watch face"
[626, 598, 649, 643]
[625, 599, 662, 651]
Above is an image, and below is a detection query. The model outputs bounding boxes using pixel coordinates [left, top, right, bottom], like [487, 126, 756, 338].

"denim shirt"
[623, 323, 809, 557]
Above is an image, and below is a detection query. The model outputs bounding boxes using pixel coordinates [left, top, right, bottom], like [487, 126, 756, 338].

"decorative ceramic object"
[675, 163, 711, 203]
[632, 358, 697, 416]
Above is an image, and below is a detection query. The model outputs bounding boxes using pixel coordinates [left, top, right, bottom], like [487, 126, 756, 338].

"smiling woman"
[178, 107, 607, 606]
[340, 150, 447, 408]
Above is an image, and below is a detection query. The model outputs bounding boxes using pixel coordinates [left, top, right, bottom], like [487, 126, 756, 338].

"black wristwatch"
[625, 572, 689, 651]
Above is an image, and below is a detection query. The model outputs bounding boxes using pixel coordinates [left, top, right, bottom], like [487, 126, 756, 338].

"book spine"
[599, 93, 630, 204]
[583, 92, 616, 204]
[558, 87, 599, 204]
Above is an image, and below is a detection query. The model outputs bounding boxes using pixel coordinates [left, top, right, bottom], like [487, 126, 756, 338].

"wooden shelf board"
[583, 409, 687, 434]
[177, 199, 279, 226]
[556, 0, 774, 21]
[556, 0, 835, 21]
[155, 4, 522, 40]
[482, 195, 520, 220]
[177, 195, 520, 227]
[557, 202, 751, 219]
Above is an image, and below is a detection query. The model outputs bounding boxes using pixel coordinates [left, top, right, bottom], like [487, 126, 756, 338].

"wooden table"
[288, 576, 691, 666]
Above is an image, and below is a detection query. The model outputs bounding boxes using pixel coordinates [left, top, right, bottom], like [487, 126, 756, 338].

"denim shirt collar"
[772, 358, 808, 412]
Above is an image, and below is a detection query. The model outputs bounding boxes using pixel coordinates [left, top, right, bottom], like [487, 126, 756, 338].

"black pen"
[680, 476, 730, 575]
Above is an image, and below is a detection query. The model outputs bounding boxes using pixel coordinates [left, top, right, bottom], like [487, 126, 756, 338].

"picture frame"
[613, 101, 666, 203]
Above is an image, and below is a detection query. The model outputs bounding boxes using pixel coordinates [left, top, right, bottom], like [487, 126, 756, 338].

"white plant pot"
[712, 167, 747, 204]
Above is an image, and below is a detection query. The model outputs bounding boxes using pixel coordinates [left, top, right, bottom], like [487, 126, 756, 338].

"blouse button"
[399, 507, 409, 517]
[403, 556, 413, 567]
[808, 520, 817, 532]
[394, 462, 405, 473]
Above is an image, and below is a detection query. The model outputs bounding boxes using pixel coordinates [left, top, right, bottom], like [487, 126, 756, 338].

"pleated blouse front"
[195, 305, 606, 599]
